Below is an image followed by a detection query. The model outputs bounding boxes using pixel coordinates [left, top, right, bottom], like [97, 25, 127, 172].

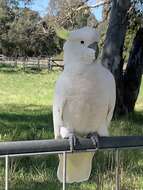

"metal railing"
[0, 136, 143, 190]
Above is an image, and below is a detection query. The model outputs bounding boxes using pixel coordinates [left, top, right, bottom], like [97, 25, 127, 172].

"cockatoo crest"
[64, 27, 99, 65]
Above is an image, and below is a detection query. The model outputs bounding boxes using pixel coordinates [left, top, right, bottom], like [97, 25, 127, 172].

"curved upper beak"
[88, 41, 99, 59]
[88, 41, 98, 50]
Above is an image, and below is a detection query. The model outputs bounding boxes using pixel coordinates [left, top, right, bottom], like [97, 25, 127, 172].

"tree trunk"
[102, 0, 131, 115]
[123, 28, 143, 113]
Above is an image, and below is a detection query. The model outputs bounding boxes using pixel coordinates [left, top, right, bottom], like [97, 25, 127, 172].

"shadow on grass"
[0, 65, 46, 74]
[0, 103, 54, 141]
[0, 67, 39, 74]
[0, 63, 15, 68]
[128, 110, 143, 126]
[111, 110, 143, 136]
[9, 182, 61, 190]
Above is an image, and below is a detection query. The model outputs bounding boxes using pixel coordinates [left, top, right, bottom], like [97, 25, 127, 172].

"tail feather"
[57, 152, 94, 183]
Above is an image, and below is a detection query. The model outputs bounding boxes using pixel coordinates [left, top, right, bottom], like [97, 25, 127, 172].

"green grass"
[0, 66, 143, 190]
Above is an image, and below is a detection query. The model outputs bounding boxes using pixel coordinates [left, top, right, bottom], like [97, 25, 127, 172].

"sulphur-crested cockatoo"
[53, 26, 116, 183]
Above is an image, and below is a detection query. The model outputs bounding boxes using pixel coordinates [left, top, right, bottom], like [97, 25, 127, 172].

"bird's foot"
[68, 133, 78, 152]
[87, 132, 100, 148]
[60, 126, 77, 152]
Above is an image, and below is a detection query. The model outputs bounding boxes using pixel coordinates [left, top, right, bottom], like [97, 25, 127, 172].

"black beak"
[88, 42, 98, 50]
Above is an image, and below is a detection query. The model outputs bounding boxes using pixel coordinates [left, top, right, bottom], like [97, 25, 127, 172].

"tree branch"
[77, 0, 111, 11]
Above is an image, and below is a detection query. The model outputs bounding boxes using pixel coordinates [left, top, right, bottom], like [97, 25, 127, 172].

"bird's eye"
[80, 41, 84, 44]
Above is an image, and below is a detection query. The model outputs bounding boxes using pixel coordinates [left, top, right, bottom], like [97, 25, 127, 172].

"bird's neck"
[64, 54, 85, 64]
[64, 59, 89, 75]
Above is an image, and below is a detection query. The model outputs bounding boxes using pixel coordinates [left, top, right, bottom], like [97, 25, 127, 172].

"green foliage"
[55, 27, 69, 40]
[0, 0, 63, 57]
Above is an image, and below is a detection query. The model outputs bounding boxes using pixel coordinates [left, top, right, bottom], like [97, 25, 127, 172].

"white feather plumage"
[53, 27, 116, 183]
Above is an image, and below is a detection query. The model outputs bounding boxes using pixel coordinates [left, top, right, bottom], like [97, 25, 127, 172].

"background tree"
[101, 0, 143, 115]
[0, 0, 63, 57]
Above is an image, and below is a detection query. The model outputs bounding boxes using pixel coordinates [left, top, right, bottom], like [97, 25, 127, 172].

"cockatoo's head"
[63, 27, 99, 65]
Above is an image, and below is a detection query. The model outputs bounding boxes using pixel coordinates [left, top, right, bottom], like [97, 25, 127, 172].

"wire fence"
[0, 136, 143, 190]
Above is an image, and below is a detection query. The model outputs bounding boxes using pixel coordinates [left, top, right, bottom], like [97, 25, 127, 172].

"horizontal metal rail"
[0, 136, 143, 156]
[1, 136, 143, 190]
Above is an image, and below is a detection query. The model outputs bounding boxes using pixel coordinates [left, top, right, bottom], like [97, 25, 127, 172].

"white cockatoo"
[53, 27, 116, 183]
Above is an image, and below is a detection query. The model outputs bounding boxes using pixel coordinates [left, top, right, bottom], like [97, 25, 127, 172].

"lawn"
[0, 66, 143, 190]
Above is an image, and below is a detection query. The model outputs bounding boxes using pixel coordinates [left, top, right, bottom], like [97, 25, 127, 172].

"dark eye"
[80, 41, 84, 44]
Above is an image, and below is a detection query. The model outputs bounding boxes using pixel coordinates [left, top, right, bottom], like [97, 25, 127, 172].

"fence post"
[48, 57, 53, 71]
[37, 57, 40, 71]
[23, 57, 26, 71]
[5, 155, 9, 190]
[115, 149, 120, 190]
[14, 56, 18, 68]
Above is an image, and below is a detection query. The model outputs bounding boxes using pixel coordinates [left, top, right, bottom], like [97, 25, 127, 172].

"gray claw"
[68, 133, 77, 151]
[87, 132, 99, 147]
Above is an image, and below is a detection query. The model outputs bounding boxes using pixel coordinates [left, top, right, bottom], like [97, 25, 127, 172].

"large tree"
[101, 0, 143, 115]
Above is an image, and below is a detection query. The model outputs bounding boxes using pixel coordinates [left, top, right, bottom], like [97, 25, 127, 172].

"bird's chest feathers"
[63, 72, 101, 96]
